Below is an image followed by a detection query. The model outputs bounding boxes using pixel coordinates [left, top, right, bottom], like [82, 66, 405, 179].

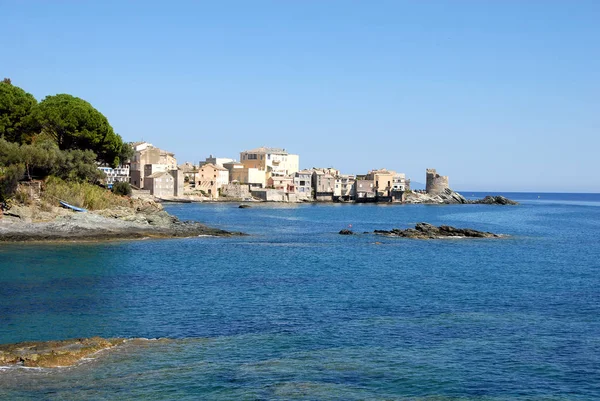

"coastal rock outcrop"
[339, 229, 354, 235]
[374, 222, 501, 239]
[403, 189, 517, 206]
[404, 188, 469, 204]
[0, 337, 125, 368]
[471, 195, 518, 205]
[0, 200, 244, 242]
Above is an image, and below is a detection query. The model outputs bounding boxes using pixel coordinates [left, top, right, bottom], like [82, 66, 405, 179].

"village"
[99, 142, 452, 203]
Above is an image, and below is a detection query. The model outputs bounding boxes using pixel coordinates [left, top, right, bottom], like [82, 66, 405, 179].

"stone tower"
[425, 168, 449, 195]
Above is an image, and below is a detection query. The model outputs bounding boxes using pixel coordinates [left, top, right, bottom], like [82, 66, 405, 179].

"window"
[248, 154, 257, 160]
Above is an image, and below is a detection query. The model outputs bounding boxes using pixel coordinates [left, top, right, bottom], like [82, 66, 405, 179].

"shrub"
[0, 163, 25, 201]
[112, 181, 132, 197]
[42, 176, 130, 210]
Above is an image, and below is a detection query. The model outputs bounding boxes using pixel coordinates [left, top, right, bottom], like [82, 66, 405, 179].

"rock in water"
[0, 337, 125, 368]
[472, 195, 519, 205]
[339, 229, 354, 235]
[374, 222, 501, 239]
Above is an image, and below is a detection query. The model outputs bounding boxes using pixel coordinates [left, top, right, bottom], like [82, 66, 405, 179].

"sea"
[0, 192, 599, 400]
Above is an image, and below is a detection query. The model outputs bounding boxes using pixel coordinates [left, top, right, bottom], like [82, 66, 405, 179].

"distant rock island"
[375, 223, 502, 239]
[340, 223, 504, 239]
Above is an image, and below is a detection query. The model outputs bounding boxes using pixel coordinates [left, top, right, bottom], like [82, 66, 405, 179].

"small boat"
[59, 200, 87, 213]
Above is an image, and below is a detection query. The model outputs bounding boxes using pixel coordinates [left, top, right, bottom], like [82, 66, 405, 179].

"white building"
[393, 173, 407, 191]
[202, 155, 235, 168]
[98, 165, 130, 188]
[240, 147, 299, 179]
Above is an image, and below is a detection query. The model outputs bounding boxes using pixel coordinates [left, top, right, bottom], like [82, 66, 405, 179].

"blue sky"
[2, 1, 599, 192]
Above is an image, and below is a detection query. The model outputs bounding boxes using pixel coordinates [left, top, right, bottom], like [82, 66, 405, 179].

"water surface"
[1, 193, 599, 400]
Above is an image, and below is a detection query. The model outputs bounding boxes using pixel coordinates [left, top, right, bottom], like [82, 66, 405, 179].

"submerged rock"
[238, 204, 251, 208]
[375, 222, 502, 239]
[0, 337, 125, 368]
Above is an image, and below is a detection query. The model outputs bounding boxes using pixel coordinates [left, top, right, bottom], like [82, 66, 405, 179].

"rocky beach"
[0, 199, 244, 242]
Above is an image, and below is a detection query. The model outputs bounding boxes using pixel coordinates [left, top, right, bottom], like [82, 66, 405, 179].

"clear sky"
[2, 1, 599, 192]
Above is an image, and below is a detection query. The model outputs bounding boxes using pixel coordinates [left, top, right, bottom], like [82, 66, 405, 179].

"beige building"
[144, 169, 184, 198]
[224, 161, 266, 188]
[267, 175, 294, 192]
[335, 174, 356, 200]
[196, 163, 229, 198]
[240, 147, 299, 181]
[130, 142, 177, 189]
[365, 169, 396, 199]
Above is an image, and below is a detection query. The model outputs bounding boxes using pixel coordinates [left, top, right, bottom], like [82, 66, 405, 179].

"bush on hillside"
[112, 181, 132, 197]
[0, 163, 25, 201]
[42, 176, 130, 210]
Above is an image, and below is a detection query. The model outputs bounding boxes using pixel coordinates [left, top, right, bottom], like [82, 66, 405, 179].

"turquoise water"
[1, 193, 599, 400]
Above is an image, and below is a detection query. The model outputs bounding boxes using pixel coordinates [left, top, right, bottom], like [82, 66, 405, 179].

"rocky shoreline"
[0, 200, 244, 242]
[403, 190, 518, 205]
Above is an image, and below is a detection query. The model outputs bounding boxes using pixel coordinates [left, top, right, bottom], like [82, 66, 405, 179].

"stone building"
[365, 169, 395, 201]
[426, 168, 449, 195]
[267, 175, 294, 192]
[196, 163, 229, 198]
[130, 142, 177, 189]
[144, 169, 184, 198]
[312, 170, 336, 202]
[223, 161, 266, 188]
[354, 179, 376, 202]
[294, 170, 313, 201]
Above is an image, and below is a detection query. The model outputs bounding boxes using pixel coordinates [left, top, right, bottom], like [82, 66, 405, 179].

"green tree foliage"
[0, 163, 25, 202]
[54, 149, 106, 183]
[0, 138, 105, 184]
[33, 94, 126, 167]
[0, 80, 38, 144]
[112, 181, 132, 197]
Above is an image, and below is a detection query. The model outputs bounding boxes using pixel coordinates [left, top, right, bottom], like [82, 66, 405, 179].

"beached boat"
[59, 200, 87, 212]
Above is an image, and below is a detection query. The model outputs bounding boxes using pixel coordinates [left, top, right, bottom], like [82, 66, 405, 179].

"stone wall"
[251, 188, 286, 202]
[425, 168, 449, 195]
[221, 183, 251, 199]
